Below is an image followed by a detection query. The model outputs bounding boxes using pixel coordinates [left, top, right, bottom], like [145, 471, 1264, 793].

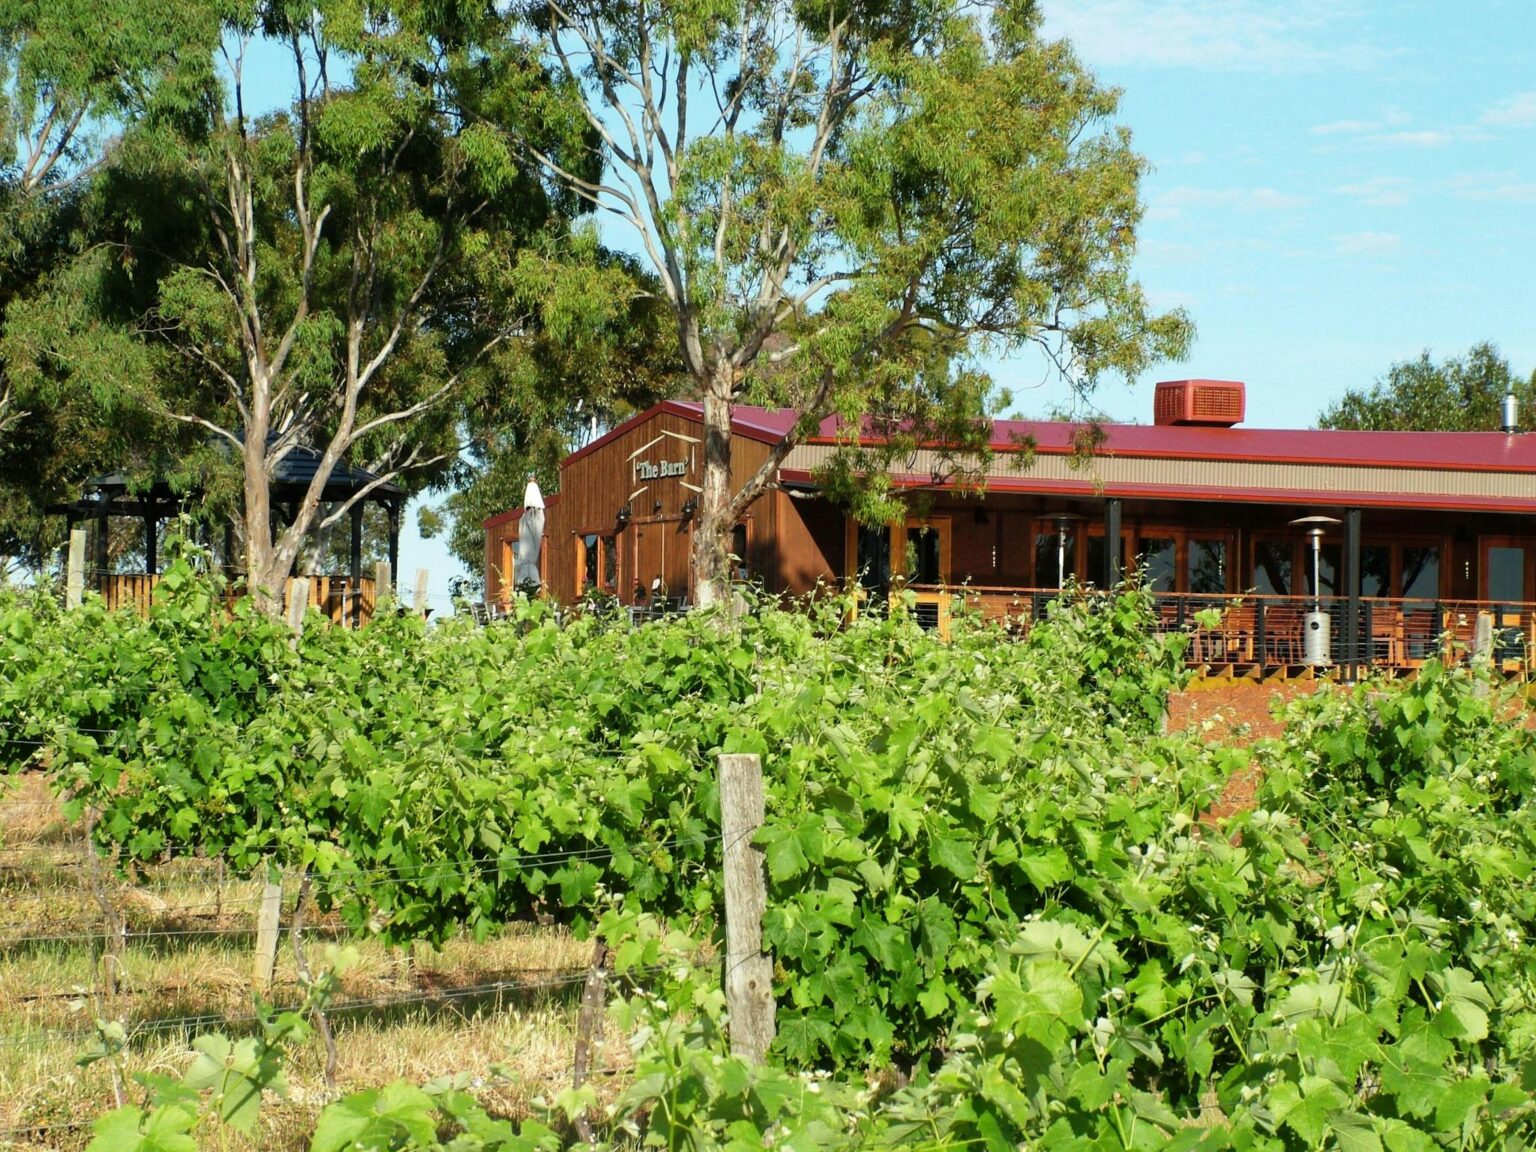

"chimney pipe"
[1502, 391, 1519, 434]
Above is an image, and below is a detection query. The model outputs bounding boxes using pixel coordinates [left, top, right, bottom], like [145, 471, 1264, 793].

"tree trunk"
[691, 365, 734, 608]
[242, 407, 286, 616]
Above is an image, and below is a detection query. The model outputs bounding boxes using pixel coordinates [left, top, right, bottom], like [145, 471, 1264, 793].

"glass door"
[902, 518, 951, 585]
[1482, 538, 1533, 604]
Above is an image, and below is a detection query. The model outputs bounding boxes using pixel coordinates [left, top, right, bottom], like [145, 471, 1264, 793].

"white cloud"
[1334, 231, 1401, 257]
[1376, 129, 1461, 148]
[1150, 185, 1307, 220]
[1446, 172, 1536, 203]
[1481, 92, 1536, 128]
[1039, 0, 1392, 74]
[1311, 108, 1412, 137]
[1336, 177, 1414, 207]
[1311, 118, 1383, 136]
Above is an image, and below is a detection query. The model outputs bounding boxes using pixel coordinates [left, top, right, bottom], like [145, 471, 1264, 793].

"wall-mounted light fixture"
[616, 503, 631, 526]
[653, 500, 663, 515]
[680, 496, 698, 520]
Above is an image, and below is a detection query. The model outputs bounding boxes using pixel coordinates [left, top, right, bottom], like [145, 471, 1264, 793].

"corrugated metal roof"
[482, 494, 561, 530]
[665, 401, 1536, 475]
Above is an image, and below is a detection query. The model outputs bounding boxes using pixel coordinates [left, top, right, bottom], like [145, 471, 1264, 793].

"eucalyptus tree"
[118, 0, 624, 611]
[1318, 342, 1536, 432]
[7, 0, 627, 608]
[526, 0, 1191, 604]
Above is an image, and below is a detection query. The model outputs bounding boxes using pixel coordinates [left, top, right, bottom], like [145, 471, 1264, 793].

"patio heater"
[1051, 513, 1085, 588]
[1290, 515, 1341, 665]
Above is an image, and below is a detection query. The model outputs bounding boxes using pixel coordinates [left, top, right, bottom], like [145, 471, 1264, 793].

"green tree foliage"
[0, 0, 207, 568]
[522, 0, 1191, 603]
[429, 244, 685, 577]
[1318, 341, 1536, 432]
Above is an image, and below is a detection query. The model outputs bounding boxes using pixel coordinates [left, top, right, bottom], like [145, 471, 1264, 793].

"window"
[1488, 546, 1525, 603]
[856, 524, 891, 593]
[1401, 546, 1438, 600]
[731, 523, 750, 581]
[907, 526, 941, 584]
[581, 533, 599, 591]
[1187, 539, 1227, 595]
[1307, 543, 1342, 598]
[1137, 536, 1177, 593]
[1253, 540, 1292, 595]
[1360, 546, 1392, 598]
[1085, 533, 1129, 588]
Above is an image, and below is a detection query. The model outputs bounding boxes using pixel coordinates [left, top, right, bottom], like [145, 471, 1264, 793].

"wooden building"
[486, 382, 1536, 673]
[484, 403, 845, 609]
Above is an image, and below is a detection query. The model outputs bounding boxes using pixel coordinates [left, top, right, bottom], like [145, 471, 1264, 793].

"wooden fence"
[96, 574, 378, 628]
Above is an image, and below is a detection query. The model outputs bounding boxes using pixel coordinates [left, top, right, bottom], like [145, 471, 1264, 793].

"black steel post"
[349, 504, 364, 628]
[387, 501, 400, 579]
[144, 516, 157, 576]
[1104, 498, 1122, 587]
[94, 492, 109, 589]
[349, 504, 364, 584]
[1344, 508, 1361, 680]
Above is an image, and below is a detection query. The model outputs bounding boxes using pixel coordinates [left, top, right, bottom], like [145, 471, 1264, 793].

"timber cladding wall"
[490, 407, 791, 605]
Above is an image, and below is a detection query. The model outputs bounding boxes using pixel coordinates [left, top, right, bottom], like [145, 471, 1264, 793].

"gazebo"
[48, 444, 405, 625]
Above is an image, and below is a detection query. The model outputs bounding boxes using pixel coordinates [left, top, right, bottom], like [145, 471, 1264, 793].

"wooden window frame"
[574, 529, 622, 599]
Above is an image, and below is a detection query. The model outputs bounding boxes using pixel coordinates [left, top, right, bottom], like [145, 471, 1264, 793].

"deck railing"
[96, 574, 378, 627]
[902, 585, 1533, 675]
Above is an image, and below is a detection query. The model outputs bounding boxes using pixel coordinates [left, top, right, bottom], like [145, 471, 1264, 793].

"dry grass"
[0, 780, 630, 1151]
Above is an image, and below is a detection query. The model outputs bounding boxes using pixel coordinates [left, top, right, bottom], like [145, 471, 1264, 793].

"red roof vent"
[1154, 379, 1245, 427]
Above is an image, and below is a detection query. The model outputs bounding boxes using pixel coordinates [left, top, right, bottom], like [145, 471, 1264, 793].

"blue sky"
[1031, 0, 1536, 427]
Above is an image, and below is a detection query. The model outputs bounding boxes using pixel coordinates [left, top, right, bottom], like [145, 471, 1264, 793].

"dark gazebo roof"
[47, 440, 407, 584]
[47, 443, 406, 520]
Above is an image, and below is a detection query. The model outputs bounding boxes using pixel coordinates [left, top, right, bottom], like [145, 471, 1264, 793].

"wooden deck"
[903, 586, 1534, 677]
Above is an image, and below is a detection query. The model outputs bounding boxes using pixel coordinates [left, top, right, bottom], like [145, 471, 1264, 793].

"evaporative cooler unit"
[1153, 379, 1246, 427]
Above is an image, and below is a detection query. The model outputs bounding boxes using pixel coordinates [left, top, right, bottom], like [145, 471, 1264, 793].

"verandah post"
[718, 752, 775, 1063]
[1343, 508, 1362, 679]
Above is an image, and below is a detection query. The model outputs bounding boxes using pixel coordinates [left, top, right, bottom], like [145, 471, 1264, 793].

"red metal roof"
[482, 493, 560, 530]
[660, 401, 1536, 475]
[482, 400, 1536, 527]
[540, 398, 1536, 512]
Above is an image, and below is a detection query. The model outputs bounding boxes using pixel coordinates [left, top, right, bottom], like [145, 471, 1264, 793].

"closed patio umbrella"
[515, 479, 545, 591]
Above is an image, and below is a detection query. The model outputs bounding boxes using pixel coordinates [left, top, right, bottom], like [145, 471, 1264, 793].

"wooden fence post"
[570, 937, 610, 1143]
[718, 752, 775, 1063]
[66, 528, 87, 608]
[254, 871, 284, 988]
[413, 568, 429, 617]
[286, 577, 310, 637]
[253, 580, 309, 987]
[1472, 612, 1494, 698]
[375, 560, 393, 605]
